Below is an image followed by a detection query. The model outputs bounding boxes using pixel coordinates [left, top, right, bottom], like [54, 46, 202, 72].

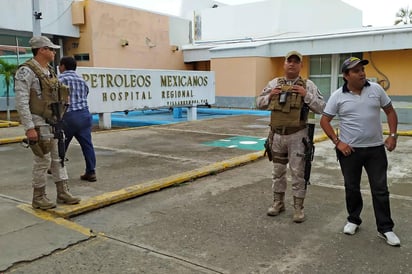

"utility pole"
[32, 0, 42, 36]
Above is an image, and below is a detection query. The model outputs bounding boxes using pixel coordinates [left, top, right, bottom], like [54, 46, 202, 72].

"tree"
[0, 59, 18, 121]
[394, 6, 412, 25]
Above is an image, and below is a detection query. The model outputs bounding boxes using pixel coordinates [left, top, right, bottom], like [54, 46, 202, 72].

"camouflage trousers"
[32, 139, 68, 188]
[271, 128, 307, 198]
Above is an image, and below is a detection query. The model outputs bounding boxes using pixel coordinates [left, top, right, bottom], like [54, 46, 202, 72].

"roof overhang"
[182, 25, 412, 62]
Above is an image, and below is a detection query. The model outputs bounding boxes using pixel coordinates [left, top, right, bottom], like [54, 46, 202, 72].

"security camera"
[34, 11, 43, 20]
[121, 39, 129, 47]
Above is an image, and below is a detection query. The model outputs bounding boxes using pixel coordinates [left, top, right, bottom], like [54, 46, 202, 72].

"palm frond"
[394, 6, 412, 25]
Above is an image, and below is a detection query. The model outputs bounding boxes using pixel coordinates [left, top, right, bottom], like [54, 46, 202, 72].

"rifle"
[50, 102, 66, 167]
[302, 123, 315, 189]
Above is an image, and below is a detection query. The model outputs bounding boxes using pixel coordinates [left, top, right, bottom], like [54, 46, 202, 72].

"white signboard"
[76, 67, 215, 114]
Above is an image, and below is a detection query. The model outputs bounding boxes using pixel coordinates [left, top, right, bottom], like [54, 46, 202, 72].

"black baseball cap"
[341, 57, 369, 73]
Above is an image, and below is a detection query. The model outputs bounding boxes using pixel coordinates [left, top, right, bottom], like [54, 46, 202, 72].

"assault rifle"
[50, 102, 66, 167]
[302, 123, 315, 189]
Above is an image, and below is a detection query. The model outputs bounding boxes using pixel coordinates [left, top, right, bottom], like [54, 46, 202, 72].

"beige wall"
[211, 57, 257, 97]
[64, 0, 94, 67]
[211, 56, 311, 99]
[364, 49, 412, 96]
[65, 0, 193, 70]
[255, 57, 279, 96]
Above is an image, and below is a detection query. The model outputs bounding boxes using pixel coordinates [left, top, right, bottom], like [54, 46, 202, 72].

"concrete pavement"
[1, 115, 412, 273]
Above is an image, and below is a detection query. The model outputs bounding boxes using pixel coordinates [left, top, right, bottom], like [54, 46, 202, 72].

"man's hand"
[292, 85, 307, 97]
[268, 86, 282, 100]
[384, 136, 397, 152]
[336, 141, 354, 156]
[26, 128, 38, 142]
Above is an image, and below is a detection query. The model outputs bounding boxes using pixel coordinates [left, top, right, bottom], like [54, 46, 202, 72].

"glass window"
[310, 55, 331, 75]
[309, 53, 362, 98]
[74, 54, 90, 61]
[309, 55, 332, 97]
[0, 34, 33, 99]
[310, 77, 331, 96]
[194, 14, 202, 41]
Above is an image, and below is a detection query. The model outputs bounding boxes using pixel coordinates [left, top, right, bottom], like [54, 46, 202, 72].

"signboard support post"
[99, 113, 112, 129]
[187, 105, 197, 121]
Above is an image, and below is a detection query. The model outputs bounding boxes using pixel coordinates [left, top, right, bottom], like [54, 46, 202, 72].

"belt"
[271, 125, 306, 135]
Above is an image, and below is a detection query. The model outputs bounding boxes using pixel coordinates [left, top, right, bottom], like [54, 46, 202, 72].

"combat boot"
[32, 186, 56, 209]
[55, 180, 81, 204]
[267, 192, 285, 216]
[293, 196, 305, 223]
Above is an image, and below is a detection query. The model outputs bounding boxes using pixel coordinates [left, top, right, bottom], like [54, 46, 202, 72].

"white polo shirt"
[323, 81, 391, 147]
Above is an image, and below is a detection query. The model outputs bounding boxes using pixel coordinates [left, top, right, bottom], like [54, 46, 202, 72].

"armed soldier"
[14, 36, 81, 209]
[256, 51, 325, 223]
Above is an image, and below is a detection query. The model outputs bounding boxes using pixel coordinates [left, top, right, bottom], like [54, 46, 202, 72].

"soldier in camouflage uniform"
[14, 36, 80, 209]
[256, 51, 325, 223]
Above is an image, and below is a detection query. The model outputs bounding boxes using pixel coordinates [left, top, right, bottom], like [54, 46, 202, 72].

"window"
[0, 35, 33, 98]
[74, 53, 90, 61]
[194, 14, 201, 41]
[309, 55, 331, 97]
[309, 52, 362, 98]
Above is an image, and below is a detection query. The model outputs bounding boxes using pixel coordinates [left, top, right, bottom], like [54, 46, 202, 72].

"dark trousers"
[63, 109, 96, 175]
[337, 145, 394, 233]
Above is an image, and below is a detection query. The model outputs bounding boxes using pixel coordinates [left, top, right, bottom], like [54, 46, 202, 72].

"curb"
[0, 120, 19, 128]
[46, 133, 330, 218]
[18, 204, 95, 237]
[0, 136, 25, 145]
[10, 132, 412, 219]
[383, 130, 412, 136]
[49, 150, 265, 218]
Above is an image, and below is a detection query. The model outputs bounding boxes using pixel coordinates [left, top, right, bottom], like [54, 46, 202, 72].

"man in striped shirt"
[59, 56, 97, 182]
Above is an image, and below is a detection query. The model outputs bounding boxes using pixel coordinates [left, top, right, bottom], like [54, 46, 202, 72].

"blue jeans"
[337, 145, 394, 233]
[63, 109, 96, 175]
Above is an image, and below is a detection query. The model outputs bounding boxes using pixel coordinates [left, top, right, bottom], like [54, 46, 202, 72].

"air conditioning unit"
[367, 77, 378, 82]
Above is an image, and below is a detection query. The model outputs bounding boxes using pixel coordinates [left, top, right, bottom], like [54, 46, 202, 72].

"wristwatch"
[389, 133, 398, 139]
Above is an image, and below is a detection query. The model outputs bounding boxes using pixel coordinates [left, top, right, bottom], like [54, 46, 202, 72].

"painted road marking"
[203, 136, 266, 151]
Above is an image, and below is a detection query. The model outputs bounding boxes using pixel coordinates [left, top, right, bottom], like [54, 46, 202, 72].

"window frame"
[309, 52, 362, 99]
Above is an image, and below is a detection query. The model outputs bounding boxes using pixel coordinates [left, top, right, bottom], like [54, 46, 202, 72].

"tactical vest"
[20, 59, 70, 123]
[268, 77, 308, 128]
